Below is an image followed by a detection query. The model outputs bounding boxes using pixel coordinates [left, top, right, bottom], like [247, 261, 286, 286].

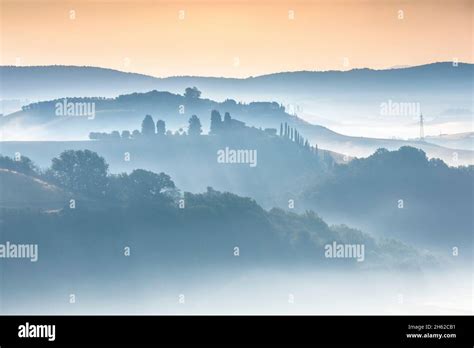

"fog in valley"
[1, 64, 472, 316]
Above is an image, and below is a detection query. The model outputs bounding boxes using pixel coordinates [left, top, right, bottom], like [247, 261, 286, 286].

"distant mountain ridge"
[1, 62, 472, 101]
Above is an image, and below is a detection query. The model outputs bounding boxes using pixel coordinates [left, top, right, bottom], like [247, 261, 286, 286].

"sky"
[1, 0, 473, 77]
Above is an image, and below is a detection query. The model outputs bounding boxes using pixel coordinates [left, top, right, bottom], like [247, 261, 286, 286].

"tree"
[141, 115, 155, 136]
[107, 169, 177, 204]
[223, 99, 237, 107]
[280, 123, 283, 136]
[110, 130, 120, 139]
[50, 150, 109, 196]
[188, 115, 202, 136]
[89, 132, 111, 140]
[121, 130, 131, 139]
[0, 155, 38, 176]
[128, 169, 176, 200]
[210, 110, 222, 134]
[224, 112, 232, 125]
[132, 130, 140, 138]
[156, 120, 166, 135]
[184, 87, 201, 99]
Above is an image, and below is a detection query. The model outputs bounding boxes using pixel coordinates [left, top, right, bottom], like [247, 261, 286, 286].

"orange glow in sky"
[1, 0, 473, 77]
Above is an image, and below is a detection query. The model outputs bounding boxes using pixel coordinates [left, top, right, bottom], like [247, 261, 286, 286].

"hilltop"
[2, 87, 472, 165]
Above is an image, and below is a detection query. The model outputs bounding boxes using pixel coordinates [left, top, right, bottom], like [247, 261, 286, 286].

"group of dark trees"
[301, 146, 474, 245]
[0, 155, 38, 177]
[89, 130, 139, 140]
[89, 111, 267, 140]
[138, 115, 176, 137]
[183, 86, 201, 100]
[1, 150, 178, 205]
[49, 150, 109, 197]
[49, 150, 177, 204]
[209, 110, 246, 134]
[279, 122, 311, 149]
[140, 114, 203, 137]
[89, 113, 204, 140]
[87, 110, 322, 160]
[0, 149, 432, 269]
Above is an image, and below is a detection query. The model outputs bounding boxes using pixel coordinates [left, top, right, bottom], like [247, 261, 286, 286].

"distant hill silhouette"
[301, 146, 474, 249]
[2, 87, 472, 165]
[424, 132, 474, 151]
[0, 150, 435, 273]
[0, 112, 339, 207]
[1, 62, 472, 101]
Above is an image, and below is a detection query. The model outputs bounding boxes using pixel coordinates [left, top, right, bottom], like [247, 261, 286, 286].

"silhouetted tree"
[132, 130, 140, 138]
[107, 169, 176, 204]
[0, 155, 38, 176]
[141, 115, 155, 136]
[156, 120, 166, 136]
[128, 169, 176, 200]
[110, 131, 120, 139]
[184, 87, 201, 99]
[188, 115, 202, 136]
[224, 112, 232, 125]
[121, 130, 131, 139]
[50, 150, 108, 196]
[210, 110, 222, 134]
[280, 123, 283, 136]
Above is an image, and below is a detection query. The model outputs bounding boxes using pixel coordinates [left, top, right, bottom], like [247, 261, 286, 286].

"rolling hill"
[1, 88, 472, 166]
[0, 168, 68, 209]
[1, 62, 472, 104]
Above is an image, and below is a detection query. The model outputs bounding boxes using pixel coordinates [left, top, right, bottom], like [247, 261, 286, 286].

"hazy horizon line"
[1, 61, 472, 80]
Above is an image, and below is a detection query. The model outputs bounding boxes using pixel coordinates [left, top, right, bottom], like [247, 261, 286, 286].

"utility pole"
[419, 113, 425, 141]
